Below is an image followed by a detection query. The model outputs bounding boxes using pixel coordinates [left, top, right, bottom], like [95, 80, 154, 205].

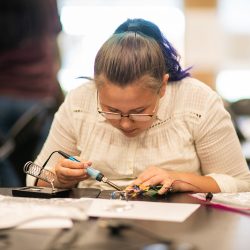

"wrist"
[170, 172, 202, 192]
[171, 174, 221, 193]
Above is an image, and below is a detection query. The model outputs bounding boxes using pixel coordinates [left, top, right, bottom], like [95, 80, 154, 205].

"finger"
[132, 172, 156, 185]
[60, 159, 92, 170]
[141, 175, 164, 187]
[132, 178, 147, 186]
[133, 166, 162, 185]
[158, 179, 173, 195]
[58, 160, 92, 177]
[57, 169, 89, 181]
[56, 164, 89, 180]
[58, 177, 87, 186]
[59, 167, 87, 178]
[57, 178, 78, 187]
[58, 173, 88, 181]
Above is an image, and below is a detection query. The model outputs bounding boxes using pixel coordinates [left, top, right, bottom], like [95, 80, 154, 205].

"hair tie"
[127, 23, 138, 32]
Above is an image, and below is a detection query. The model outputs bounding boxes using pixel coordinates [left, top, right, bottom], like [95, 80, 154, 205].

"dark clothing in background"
[0, 0, 62, 99]
[0, 0, 64, 187]
[0, 36, 61, 99]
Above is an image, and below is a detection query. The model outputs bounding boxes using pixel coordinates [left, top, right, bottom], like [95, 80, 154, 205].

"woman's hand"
[53, 157, 92, 188]
[130, 166, 221, 194]
[131, 166, 179, 195]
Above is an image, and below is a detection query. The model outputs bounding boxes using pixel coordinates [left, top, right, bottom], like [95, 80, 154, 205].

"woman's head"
[94, 18, 189, 92]
[94, 18, 189, 137]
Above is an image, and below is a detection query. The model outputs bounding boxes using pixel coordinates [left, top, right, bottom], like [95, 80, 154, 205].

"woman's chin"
[121, 128, 139, 137]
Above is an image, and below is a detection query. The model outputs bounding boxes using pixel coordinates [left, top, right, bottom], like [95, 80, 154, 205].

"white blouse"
[27, 77, 250, 192]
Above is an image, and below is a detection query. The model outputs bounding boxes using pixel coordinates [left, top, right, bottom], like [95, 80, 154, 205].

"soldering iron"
[58, 151, 122, 191]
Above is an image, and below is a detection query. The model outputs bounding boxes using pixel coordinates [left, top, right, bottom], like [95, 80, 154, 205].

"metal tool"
[23, 161, 56, 192]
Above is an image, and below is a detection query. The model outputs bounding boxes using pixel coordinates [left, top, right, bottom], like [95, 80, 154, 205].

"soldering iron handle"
[86, 167, 104, 182]
[58, 150, 104, 181]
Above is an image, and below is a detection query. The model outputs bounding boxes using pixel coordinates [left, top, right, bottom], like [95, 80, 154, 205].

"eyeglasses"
[97, 91, 158, 122]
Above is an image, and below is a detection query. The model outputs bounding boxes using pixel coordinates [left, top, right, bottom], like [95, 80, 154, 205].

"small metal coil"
[23, 161, 55, 191]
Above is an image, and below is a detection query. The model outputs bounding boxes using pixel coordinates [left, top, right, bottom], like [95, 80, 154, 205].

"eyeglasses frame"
[96, 90, 159, 122]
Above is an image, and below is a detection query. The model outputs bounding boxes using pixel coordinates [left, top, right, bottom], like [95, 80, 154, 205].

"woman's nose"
[119, 116, 134, 129]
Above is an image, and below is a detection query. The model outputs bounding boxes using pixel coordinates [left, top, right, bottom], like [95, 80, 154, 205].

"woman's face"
[98, 75, 168, 137]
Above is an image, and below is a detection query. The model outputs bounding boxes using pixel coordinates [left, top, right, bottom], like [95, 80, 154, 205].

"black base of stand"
[12, 186, 71, 198]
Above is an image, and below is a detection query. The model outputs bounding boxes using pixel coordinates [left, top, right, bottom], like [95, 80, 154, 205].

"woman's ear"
[159, 74, 169, 97]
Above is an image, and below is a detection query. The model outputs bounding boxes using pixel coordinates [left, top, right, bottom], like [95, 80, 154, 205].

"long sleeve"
[194, 92, 250, 192]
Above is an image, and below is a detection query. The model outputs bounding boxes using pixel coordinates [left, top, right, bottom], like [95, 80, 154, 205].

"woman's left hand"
[131, 166, 179, 195]
[130, 166, 221, 194]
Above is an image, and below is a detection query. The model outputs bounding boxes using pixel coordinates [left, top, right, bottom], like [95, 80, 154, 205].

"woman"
[29, 18, 250, 194]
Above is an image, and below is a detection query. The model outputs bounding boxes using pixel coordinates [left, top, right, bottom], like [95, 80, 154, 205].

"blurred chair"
[230, 99, 250, 117]
[225, 102, 246, 143]
[0, 99, 55, 187]
[228, 99, 250, 167]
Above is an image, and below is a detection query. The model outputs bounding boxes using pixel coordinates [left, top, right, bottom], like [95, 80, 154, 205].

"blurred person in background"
[0, 0, 64, 186]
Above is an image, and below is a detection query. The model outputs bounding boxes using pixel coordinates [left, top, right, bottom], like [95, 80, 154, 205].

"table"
[0, 188, 250, 250]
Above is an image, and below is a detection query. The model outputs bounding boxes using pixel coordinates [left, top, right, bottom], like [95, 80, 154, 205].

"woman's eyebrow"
[129, 107, 146, 112]
[105, 104, 147, 112]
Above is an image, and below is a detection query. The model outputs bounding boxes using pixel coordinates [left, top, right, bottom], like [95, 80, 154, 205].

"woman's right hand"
[54, 158, 92, 188]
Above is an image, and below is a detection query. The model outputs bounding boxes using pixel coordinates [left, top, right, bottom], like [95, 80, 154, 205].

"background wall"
[184, 0, 250, 100]
[57, 0, 250, 102]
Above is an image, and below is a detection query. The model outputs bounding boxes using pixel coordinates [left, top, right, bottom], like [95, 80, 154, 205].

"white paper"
[87, 199, 200, 222]
[191, 192, 250, 209]
[0, 195, 92, 229]
[17, 218, 73, 229]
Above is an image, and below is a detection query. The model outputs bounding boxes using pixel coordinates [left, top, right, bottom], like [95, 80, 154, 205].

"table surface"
[0, 188, 250, 250]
